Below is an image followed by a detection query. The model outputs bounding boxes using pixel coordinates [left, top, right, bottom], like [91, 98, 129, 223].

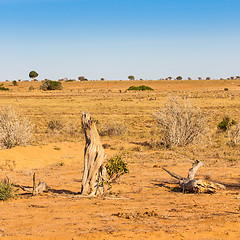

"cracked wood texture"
[163, 160, 226, 193]
[81, 112, 106, 195]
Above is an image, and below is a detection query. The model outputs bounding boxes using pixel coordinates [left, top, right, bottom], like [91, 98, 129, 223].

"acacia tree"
[128, 75, 135, 81]
[29, 71, 38, 80]
[176, 76, 182, 80]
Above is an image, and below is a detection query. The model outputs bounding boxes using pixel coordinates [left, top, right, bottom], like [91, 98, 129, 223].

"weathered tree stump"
[162, 160, 226, 193]
[80, 112, 106, 196]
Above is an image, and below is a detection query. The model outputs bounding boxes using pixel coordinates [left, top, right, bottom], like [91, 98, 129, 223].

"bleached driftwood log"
[80, 112, 106, 196]
[162, 160, 226, 193]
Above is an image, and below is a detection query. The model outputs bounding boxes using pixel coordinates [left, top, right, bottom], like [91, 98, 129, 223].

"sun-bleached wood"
[32, 172, 47, 195]
[80, 112, 106, 196]
[162, 160, 225, 193]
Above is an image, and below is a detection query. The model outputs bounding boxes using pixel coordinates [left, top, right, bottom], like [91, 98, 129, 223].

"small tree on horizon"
[29, 71, 38, 80]
[176, 76, 182, 80]
[12, 80, 18, 86]
[128, 75, 135, 81]
[78, 76, 88, 81]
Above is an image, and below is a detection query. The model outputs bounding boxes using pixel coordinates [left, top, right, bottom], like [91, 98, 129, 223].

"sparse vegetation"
[40, 80, 62, 91]
[0, 179, 15, 201]
[0, 107, 32, 149]
[78, 76, 88, 81]
[229, 123, 240, 145]
[218, 116, 236, 131]
[47, 119, 63, 133]
[99, 122, 127, 136]
[0, 86, 9, 91]
[127, 85, 154, 91]
[105, 155, 129, 185]
[153, 96, 207, 147]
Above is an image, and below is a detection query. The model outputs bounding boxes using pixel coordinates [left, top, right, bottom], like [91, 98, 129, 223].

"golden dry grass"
[0, 79, 240, 239]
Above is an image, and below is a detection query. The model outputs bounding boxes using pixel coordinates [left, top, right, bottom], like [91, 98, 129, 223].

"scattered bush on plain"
[0, 107, 33, 149]
[12, 80, 18, 86]
[29, 86, 34, 91]
[47, 119, 63, 133]
[40, 80, 62, 91]
[0, 87, 9, 91]
[127, 85, 154, 91]
[0, 179, 16, 201]
[47, 118, 82, 137]
[153, 95, 208, 147]
[99, 122, 127, 136]
[105, 155, 129, 186]
[217, 116, 236, 132]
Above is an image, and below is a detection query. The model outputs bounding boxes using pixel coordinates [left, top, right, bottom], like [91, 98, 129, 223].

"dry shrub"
[99, 122, 127, 136]
[228, 123, 240, 146]
[47, 118, 82, 137]
[47, 119, 63, 133]
[65, 120, 82, 136]
[0, 107, 33, 149]
[153, 96, 208, 147]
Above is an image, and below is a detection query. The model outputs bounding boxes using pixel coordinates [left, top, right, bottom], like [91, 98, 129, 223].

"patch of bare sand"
[0, 142, 84, 170]
[1, 142, 240, 239]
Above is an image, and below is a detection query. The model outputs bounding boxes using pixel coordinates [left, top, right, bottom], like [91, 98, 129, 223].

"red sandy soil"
[1, 142, 240, 240]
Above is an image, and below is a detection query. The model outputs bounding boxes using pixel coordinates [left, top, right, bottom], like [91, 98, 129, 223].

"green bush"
[127, 85, 154, 91]
[218, 116, 236, 131]
[105, 156, 129, 185]
[0, 87, 9, 91]
[12, 80, 18, 86]
[0, 180, 15, 201]
[40, 80, 62, 91]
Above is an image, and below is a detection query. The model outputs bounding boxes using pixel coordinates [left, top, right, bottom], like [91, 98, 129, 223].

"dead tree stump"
[162, 160, 226, 193]
[80, 112, 106, 196]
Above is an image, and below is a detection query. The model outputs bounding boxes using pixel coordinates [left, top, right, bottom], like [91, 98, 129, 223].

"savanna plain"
[0, 79, 240, 240]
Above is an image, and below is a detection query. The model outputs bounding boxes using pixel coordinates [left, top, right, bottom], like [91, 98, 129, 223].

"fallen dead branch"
[162, 160, 226, 193]
[32, 172, 47, 195]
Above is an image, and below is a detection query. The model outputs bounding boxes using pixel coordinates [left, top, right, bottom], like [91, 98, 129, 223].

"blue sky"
[0, 0, 239, 80]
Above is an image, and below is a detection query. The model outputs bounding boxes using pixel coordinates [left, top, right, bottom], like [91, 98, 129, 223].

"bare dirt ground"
[0, 80, 240, 239]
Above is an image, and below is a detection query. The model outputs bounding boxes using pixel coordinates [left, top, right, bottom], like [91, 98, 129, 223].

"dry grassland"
[0, 80, 240, 239]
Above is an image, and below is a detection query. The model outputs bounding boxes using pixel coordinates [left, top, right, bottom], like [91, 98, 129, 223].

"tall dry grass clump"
[99, 122, 127, 137]
[229, 124, 240, 146]
[153, 96, 208, 147]
[0, 107, 33, 149]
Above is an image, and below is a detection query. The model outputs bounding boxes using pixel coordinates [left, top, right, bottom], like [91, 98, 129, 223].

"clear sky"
[0, 0, 239, 81]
